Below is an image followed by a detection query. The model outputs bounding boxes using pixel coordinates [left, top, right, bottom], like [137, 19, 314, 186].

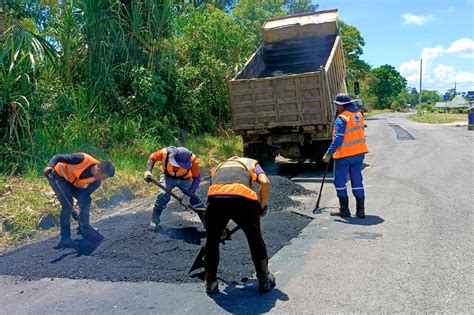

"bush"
[390, 100, 405, 112]
[416, 103, 435, 115]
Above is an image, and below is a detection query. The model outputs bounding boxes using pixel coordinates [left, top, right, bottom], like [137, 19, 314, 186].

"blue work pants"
[333, 154, 365, 198]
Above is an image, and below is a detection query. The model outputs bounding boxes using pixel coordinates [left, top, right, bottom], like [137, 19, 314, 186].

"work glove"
[322, 151, 332, 163]
[43, 166, 53, 177]
[144, 170, 153, 183]
[260, 205, 268, 217]
[181, 195, 190, 207]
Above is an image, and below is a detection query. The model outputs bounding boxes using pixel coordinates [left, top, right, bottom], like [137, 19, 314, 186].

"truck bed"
[237, 35, 336, 79]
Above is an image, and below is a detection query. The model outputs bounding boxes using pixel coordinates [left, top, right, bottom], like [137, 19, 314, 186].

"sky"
[317, 0, 474, 93]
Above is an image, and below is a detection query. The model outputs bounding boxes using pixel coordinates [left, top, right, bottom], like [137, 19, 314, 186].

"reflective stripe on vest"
[208, 158, 258, 201]
[53, 153, 99, 188]
[159, 148, 193, 179]
[333, 111, 369, 159]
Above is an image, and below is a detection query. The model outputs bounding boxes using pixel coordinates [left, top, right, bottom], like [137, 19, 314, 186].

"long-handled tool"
[313, 161, 330, 214]
[189, 225, 240, 274]
[148, 177, 205, 213]
[47, 174, 104, 245]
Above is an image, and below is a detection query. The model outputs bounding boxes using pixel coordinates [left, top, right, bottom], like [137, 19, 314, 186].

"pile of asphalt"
[0, 176, 312, 283]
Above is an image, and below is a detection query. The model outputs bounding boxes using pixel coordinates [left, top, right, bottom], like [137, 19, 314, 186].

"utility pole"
[419, 58, 422, 106]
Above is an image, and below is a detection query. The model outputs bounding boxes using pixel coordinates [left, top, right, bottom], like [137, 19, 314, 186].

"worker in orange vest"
[322, 93, 369, 218]
[204, 157, 275, 294]
[144, 146, 205, 231]
[43, 153, 115, 248]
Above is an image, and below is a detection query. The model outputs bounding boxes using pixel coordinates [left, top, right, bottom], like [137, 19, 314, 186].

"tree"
[368, 65, 407, 108]
[420, 90, 441, 104]
[285, 0, 319, 15]
[339, 20, 370, 92]
[232, 0, 286, 44]
[1, 2, 58, 148]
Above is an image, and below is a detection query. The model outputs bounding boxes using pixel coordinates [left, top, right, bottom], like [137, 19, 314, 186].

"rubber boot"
[356, 197, 365, 218]
[254, 258, 276, 293]
[204, 263, 218, 294]
[330, 197, 351, 217]
[148, 206, 163, 231]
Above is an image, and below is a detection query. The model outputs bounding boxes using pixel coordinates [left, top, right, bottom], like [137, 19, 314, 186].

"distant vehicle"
[227, 9, 347, 164]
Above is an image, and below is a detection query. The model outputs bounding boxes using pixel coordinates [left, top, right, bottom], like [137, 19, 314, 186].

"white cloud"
[422, 45, 444, 60]
[402, 13, 434, 25]
[432, 64, 474, 86]
[398, 38, 474, 92]
[446, 38, 474, 55]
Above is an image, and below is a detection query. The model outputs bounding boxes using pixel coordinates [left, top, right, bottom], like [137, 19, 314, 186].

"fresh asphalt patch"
[0, 176, 312, 284]
[389, 123, 415, 140]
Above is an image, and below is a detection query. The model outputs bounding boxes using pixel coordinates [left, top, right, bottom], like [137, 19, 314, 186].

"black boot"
[330, 197, 351, 217]
[356, 197, 365, 218]
[204, 262, 218, 294]
[148, 206, 163, 231]
[254, 258, 276, 293]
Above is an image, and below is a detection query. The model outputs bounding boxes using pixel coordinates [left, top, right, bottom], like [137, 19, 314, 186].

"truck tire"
[243, 142, 276, 169]
[306, 140, 332, 166]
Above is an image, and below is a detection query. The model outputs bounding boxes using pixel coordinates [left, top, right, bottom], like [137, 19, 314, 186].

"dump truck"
[227, 9, 347, 164]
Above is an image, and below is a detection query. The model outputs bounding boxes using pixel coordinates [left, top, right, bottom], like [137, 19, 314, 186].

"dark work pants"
[49, 176, 91, 239]
[205, 196, 268, 274]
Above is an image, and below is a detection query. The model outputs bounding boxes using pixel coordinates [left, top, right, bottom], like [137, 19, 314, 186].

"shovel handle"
[149, 177, 204, 213]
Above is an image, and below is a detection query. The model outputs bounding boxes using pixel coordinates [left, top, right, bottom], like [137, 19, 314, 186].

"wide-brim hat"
[168, 147, 193, 169]
[332, 93, 353, 106]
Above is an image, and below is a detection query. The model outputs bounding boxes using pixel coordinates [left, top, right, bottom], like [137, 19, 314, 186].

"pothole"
[388, 123, 415, 140]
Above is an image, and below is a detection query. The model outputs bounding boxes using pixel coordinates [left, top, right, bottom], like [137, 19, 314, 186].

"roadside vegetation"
[411, 103, 468, 124]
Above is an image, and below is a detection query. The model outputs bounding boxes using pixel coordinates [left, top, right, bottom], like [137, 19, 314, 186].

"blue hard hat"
[332, 93, 353, 106]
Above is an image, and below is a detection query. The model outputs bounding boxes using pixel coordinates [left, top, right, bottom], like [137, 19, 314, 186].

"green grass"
[0, 135, 242, 251]
[410, 113, 468, 124]
[363, 109, 394, 118]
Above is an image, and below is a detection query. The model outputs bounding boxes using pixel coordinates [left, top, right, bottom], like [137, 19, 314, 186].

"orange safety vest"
[208, 157, 259, 201]
[333, 110, 369, 159]
[159, 148, 195, 179]
[54, 153, 99, 188]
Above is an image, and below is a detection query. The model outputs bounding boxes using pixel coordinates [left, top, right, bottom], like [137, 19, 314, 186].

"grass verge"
[0, 135, 242, 251]
[410, 113, 468, 124]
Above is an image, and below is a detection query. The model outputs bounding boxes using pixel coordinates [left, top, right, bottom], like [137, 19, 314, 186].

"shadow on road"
[209, 280, 289, 314]
[157, 226, 206, 245]
[335, 215, 384, 226]
[50, 240, 101, 263]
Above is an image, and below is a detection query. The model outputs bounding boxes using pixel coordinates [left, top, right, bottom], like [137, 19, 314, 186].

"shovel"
[47, 174, 104, 245]
[189, 225, 241, 274]
[148, 177, 205, 213]
[313, 161, 330, 214]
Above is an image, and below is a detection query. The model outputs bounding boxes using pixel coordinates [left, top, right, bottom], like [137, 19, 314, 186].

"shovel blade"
[78, 225, 104, 245]
[189, 246, 206, 274]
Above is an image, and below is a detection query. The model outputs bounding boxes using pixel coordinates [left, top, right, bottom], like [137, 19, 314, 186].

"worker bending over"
[204, 156, 275, 294]
[44, 153, 115, 248]
[144, 146, 205, 231]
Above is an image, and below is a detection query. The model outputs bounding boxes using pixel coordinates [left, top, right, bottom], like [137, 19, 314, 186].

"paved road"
[1, 112, 472, 313]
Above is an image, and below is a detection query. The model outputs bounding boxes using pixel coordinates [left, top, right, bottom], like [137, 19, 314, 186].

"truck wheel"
[306, 140, 332, 168]
[243, 142, 276, 169]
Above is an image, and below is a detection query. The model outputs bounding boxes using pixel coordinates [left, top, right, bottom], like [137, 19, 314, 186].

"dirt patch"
[0, 176, 312, 283]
